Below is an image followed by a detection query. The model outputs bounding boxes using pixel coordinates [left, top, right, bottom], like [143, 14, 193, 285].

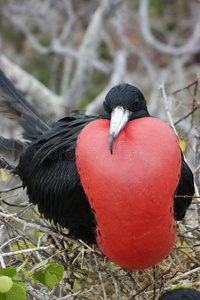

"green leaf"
[174, 285, 185, 289]
[174, 283, 193, 289]
[18, 282, 27, 292]
[44, 264, 64, 288]
[32, 271, 46, 285]
[74, 279, 82, 290]
[0, 276, 13, 293]
[25, 259, 49, 278]
[185, 283, 193, 289]
[179, 139, 186, 152]
[0, 169, 8, 181]
[44, 264, 64, 282]
[6, 283, 26, 300]
[21, 272, 25, 282]
[44, 271, 58, 288]
[16, 259, 29, 274]
[12, 274, 20, 282]
[0, 292, 6, 300]
[0, 268, 16, 278]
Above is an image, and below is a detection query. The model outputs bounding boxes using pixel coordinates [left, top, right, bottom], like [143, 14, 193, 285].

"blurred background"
[1, 0, 200, 165]
[0, 0, 199, 111]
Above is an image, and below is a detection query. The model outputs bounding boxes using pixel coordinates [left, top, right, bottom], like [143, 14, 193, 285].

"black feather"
[0, 137, 25, 170]
[17, 115, 96, 243]
[0, 70, 50, 142]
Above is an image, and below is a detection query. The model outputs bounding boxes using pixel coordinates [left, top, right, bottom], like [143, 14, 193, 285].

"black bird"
[0, 70, 194, 244]
[159, 288, 200, 300]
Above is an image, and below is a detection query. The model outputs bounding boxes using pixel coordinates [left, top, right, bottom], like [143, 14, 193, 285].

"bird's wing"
[0, 137, 26, 170]
[0, 69, 51, 141]
[17, 114, 97, 243]
[174, 152, 194, 220]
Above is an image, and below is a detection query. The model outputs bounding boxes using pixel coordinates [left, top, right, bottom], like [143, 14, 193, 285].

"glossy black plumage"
[159, 288, 200, 300]
[0, 70, 194, 244]
[18, 114, 97, 243]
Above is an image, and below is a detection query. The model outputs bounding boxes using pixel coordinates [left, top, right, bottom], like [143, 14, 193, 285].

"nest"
[0, 191, 199, 300]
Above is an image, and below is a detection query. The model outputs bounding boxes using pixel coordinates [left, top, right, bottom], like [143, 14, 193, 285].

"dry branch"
[66, 0, 124, 112]
[139, 0, 200, 55]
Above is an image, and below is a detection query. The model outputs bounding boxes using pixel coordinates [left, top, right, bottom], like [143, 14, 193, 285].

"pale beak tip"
[109, 133, 114, 155]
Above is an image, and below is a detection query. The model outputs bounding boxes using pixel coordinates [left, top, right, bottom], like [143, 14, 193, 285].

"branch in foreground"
[128, 269, 171, 300]
[0, 246, 53, 257]
[26, 283, 51, 300]
[160, 83, 178, 136]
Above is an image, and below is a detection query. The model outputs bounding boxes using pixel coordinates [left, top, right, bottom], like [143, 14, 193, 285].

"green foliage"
[174, 283, 193, 289]
[0, 277, 13, 293]
[43, 264, 64, 288]
[32, 263, 65, 288]
[0, 268, 16, 278]
[6, 283, 26, 300]
[0, 260, 64, 300]
[0, 271, 26, 300]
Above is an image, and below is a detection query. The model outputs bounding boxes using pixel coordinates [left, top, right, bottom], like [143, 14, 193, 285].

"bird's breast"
[76, 117, 181, 269]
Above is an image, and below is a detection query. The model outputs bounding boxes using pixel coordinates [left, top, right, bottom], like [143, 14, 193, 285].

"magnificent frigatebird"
[159, 288, 200, 300]
[0, 70, 194, 269]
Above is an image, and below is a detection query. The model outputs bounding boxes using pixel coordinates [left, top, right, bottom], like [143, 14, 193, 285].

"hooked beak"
[109, 106, 131, 154]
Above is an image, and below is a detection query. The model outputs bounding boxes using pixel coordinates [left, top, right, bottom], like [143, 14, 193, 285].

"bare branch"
[160, 83, 178, 135]
[166, 266, 200, 285]
[0, 246, 52, 257]
[26, 283, 51, 300]
[86, 8, 127, 114]
[6, 14, 51, 55]
[66, 0, 124, 112]
[139, 0, 200, 55]
[3, 8, 110, 75]
[61, 0, 76, 41]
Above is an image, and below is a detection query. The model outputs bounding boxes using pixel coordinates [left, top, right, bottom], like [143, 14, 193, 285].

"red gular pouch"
[76, 117, 181, 270]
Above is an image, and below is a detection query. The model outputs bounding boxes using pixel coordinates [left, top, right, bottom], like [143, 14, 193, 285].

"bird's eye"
[134, 98, 140, 108]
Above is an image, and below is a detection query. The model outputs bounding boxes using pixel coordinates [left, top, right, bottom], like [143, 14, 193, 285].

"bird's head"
[103, 83, 149, 154]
